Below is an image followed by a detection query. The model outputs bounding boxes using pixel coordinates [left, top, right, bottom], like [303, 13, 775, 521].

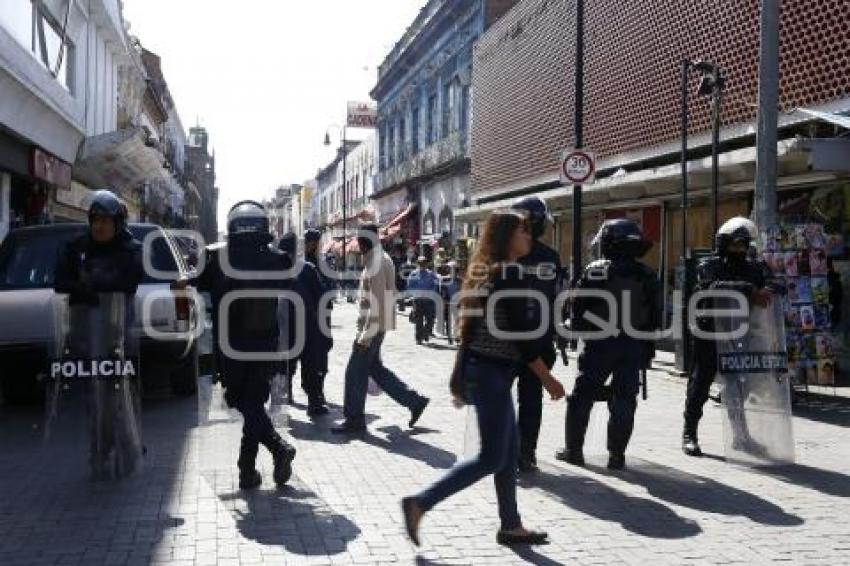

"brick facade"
[471, 0, 850, 197]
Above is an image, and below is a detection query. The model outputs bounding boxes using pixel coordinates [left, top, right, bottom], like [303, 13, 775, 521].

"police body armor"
[45, 293, 143, 480]
[573, 258, 656, 455]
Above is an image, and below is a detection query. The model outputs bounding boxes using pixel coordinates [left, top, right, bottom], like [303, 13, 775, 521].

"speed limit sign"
[560, 149, 596, 185]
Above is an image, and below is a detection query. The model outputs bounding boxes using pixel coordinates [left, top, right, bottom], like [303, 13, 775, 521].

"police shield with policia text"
[556, 219, 661, 471]
[49, 190, 145, 480]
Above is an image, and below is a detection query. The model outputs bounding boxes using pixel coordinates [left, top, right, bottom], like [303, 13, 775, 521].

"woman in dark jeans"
[401, 210, 566, 546]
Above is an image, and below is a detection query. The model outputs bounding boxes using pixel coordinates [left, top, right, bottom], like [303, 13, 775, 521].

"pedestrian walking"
[511, 196, 566, 473]
[178, 201, 297, 489]
[401, 210, 565, 547]
[331, 224, 430, 435]
[407, 256, 439, 344]
[439, 260, 462, 344]
[681, 217, 780, 457]
[556, 218, 661, 471]
[278, 231, 333, 416]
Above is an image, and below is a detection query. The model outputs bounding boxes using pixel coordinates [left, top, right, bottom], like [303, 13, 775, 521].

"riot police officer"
[682, 217, 776, 457]
[55, 190, 144, 304]
[556, 219, 661, 470]
[184, 201, 297, 489]
[278, 231, 333, 416]
[511, 196, 565, 472]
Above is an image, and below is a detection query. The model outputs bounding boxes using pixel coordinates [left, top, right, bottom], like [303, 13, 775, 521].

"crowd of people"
[54, 189, 800, 547]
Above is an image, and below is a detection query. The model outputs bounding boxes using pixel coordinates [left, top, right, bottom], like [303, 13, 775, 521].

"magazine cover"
[814, 304, 831, 329]
[827, 233, 845, 257]
[797, 277, 813, 304]
[786, 332, 801, 361]
[806, 223, 827, 250]
[784, 251, 799, 276]
[794, 225, 809, 250]
[816, 334, 834, 358]
[811, 277, 829, 304]
[763, 226, 780, 251]
[780, 225, 795, 250]
[784, 305, 801, 327]
[800, 304, 817, 331]
[810, 249, 828, 275]
[817, 359, 835, 385]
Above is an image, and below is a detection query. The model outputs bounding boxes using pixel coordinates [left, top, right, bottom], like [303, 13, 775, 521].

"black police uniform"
[565, 250, 661, 468]
[684, 253, 766, 444]
[516, 239, 562, 465]
[192, 230, 296, 487]
[55, 230, 144, 304]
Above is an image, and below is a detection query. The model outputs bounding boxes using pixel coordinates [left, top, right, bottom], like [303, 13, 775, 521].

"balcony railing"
[375, 130, 468, 194]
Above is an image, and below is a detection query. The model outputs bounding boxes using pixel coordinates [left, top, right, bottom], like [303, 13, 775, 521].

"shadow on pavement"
[0, 395, 196, 563]
[220, 480, 360, 556]
[509, 545, 563, 566]
[590, 458, 804, 526]
[755, 463, 850, 498]
[792, 393, 850, 427]
[361, 425, 457, 469]
[524, 463, 702, 539]
[286, 412, 381, 445]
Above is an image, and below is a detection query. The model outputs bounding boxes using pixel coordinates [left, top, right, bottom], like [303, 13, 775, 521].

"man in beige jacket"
[332, 223, 430, 434]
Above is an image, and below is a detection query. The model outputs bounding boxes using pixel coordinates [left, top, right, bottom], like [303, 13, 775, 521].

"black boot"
[271, 440, 297, 487]
[518, 450, 538, 473]
[238, 439, 262, 489]
[607, 452, 626, 470]
[682, 422, 702, 457]
[557, 394, 589, 466]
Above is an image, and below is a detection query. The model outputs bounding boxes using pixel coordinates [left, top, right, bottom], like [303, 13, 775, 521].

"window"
[460, 85, 470, 132]
[442, 82, 452, 136]
[387, 124, 395, 167]
[0, 1, 74, 92]
[411, 106, 420, 154]
[398, 117, 406, 161]
[423, 210, 435, 236]
[427, 95, 437, 144]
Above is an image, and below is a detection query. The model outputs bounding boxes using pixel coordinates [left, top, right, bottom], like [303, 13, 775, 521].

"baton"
[641, 368, 648, 400]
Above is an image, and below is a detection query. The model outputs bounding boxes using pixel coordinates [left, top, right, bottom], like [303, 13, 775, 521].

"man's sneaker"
[409, 398, 430, 428]
[607, 453, 626, 471]
[273, 445, 296, 487]
[331, 420, 367, 435]
[555, 448, 585, 467]
[682, 434, 703, 457]
[239, 469, 262, 490]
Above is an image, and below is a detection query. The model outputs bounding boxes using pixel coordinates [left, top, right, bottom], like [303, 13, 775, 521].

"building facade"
[369, 0, 517, 248]
[0, 0, 128, 238]
[185, 126, 218, 244]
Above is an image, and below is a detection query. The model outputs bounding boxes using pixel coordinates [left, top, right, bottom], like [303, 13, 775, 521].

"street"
[1, 303, 849, 565]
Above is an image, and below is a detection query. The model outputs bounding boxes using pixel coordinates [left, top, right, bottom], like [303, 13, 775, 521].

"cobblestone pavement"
[1, 302, 850, 565]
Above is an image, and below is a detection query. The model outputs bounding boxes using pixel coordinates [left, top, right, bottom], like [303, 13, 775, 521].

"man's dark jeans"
[342, 332, 424, 426]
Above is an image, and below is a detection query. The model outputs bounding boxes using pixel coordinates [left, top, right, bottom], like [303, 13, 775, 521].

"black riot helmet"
[227, 200, 271, 242]
[715, 216, 757, 258]
[87, 189, 128, 231]
[512, 195, 551, 239]
[592, 218, 652, 259]
[278, 231, 297, 256]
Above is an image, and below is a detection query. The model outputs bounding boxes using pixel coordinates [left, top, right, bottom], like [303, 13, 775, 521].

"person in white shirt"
[331, 223, 430, 434]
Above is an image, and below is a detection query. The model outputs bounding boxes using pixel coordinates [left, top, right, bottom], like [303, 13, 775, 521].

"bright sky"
[122, 0, 427, 231]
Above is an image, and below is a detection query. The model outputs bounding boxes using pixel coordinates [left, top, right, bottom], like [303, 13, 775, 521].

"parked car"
[0, 223, 203, 405]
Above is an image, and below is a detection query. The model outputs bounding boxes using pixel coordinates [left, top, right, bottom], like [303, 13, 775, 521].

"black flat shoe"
[496, 529, 549, 546]
[401, 497, 423, 546]
[555, 448, 584, 467]
[239, 470, 262, 490]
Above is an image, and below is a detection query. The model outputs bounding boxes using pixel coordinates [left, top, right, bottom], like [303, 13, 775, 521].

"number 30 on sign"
[560, 149, 596, 185]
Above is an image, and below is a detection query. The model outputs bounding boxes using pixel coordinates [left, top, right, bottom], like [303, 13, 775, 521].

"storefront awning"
[455, 137, 850, 221]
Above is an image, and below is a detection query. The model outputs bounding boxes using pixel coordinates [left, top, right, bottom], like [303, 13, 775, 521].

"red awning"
[380, 203, 417, 240]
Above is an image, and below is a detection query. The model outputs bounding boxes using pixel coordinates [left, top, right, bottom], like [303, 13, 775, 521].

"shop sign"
[347, 101, 378, 128]
[32, 148, 71, 190]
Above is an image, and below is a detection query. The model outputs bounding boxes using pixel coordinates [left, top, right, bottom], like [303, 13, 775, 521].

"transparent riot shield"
[45, 293, 143, 480]
[715, 297, 794, 465]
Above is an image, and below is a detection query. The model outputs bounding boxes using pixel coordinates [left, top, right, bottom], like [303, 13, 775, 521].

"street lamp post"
[324, 125, 348, 276]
